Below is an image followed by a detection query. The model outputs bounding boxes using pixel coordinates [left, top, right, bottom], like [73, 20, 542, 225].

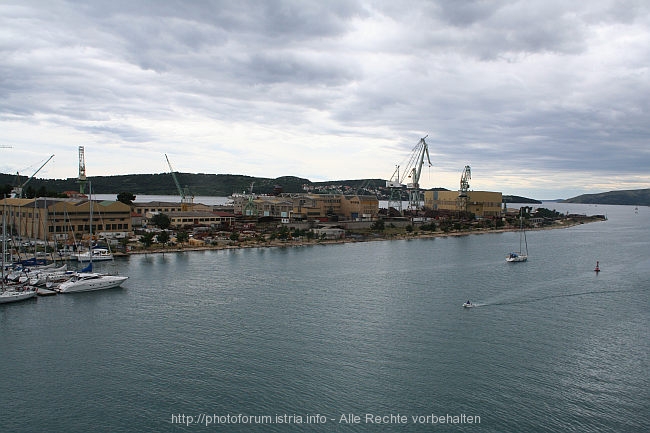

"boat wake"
[482, 288, 641, 307]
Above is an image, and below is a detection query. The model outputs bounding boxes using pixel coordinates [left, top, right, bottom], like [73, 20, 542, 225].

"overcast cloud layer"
[1, 0, 649, 199]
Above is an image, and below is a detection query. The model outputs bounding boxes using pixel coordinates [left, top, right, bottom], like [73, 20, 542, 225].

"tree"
[277, 226, 290, 240]
[140, 232, 155, 249]
[176, 230, 189, 246]
[371, 219, 385, 231]
[150, 213, 171, 229]
[117, 192, 136, 205]
[157, 230, 170, 246]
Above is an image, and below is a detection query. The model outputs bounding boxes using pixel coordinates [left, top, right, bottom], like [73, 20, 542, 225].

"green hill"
[0, 172, 313, 197]
[563, 189, 650, 206]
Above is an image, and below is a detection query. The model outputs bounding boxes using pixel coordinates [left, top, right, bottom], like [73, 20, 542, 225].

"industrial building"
[231, 193, 379, 222]
[0, 197, 132, 243]
[423, 190, 503, 218]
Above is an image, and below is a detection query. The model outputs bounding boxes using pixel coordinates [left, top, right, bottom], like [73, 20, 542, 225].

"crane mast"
[165, 154, 193, 211]
[78, 146, 87, 194]
[458, 165, 471, 215]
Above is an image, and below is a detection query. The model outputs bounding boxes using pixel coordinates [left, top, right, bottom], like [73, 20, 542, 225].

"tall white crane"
[78, 146, 87, 194]
[385, 136, 433, 215]
[458, 165, 471, 215]
[403, 136, 432, 211]
[165, 154, 194, 211]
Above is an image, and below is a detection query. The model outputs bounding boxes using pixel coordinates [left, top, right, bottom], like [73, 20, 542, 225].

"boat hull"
[0, 289, 37, 304]
[506, 253, 528, 262]
[58, 274, 128, 293]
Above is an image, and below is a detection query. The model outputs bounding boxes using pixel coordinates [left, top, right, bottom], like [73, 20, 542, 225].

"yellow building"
[166, 211, 236, 228]
[132, 201, 213, 216]
[292, 194, 378, 221]
[424, 190, 502, 218]
[232, 193, 379, 221]
[0, 197, 132, 243]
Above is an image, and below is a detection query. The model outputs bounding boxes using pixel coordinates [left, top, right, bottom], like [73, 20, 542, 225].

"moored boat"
[72, 247, 114, 262]
[0, 286, 38, 304]
[57, 272, 128, 293]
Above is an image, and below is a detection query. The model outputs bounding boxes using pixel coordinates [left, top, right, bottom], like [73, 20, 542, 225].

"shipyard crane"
[11, 154, 55, 198]
[164, 154, 194, 211]
[402, 136, 432, 211]
[78, 146, 87, 194]
[458, 165, 471, 215]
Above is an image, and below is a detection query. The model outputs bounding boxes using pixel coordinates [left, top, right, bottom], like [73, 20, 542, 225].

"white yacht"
[73, 247, 114, 262]
[57, 272, 128, 293]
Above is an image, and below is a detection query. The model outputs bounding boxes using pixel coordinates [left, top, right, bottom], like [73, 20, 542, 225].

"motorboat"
[73, 247, 114, 262]
[462, 300, 474, 308]
[57, 272, 128, 293]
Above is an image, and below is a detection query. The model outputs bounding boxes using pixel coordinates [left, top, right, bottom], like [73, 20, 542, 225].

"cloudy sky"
[1, 0, 649, 199]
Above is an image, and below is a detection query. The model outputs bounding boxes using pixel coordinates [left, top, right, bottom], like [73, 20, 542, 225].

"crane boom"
[165, 154, 193, 211]
[11, 154, 55, 198]
[165, 154, 185, 199]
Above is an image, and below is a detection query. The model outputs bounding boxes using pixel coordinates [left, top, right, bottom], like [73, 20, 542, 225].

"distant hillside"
[0, 172, 312, 196]
[563, 189, 650, 206]
[0, 171, 541, 202]
[503, 195, 542, 204]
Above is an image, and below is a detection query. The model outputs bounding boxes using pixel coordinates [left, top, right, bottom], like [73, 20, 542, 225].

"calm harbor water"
[1, 203, 648, 432]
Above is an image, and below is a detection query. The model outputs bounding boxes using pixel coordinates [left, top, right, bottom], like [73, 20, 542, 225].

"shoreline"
[123, 218, 604, 257]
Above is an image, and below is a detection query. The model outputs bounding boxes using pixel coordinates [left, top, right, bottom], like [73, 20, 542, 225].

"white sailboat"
[57, 184, 128, 293]
[506, 209, 528, 262]
[1, 199, 37, 303]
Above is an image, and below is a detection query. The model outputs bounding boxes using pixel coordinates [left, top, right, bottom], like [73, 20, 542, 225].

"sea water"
[1, 203, 648, 432]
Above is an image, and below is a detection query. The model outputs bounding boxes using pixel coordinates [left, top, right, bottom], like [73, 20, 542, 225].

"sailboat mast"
[89, 182, 93, 267]
[2, 197, 6, 288]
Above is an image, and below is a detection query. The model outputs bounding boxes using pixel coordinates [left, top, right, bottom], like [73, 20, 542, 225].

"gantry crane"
[165, 154, 194, 211]
[458, 165, 471, 215]
[11, 154, 55, 198]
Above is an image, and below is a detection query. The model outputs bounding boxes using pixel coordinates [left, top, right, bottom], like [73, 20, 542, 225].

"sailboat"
[57, 184, 128, 293]
[506, 209, 528, 262]
[1, 198, 37, 303]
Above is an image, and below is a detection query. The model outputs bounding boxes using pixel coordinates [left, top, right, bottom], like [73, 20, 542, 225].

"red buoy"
[594, 261, 600, 272]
